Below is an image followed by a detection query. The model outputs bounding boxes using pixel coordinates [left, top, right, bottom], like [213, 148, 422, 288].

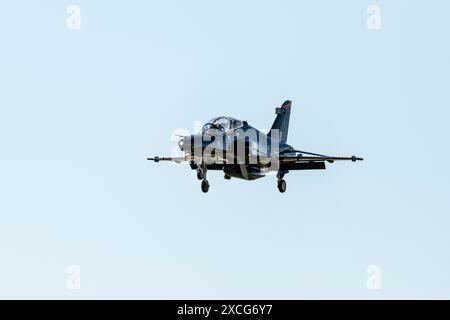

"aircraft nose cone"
[178, 135, 197, 151]
[178, 137, 187, 151]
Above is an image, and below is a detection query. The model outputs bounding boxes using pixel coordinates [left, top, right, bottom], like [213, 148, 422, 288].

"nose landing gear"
[198, 164, 210, 193]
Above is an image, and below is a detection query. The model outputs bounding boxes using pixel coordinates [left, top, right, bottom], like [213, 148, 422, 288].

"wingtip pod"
[351, 156, 364, 162]
[147, 156, 160, 162]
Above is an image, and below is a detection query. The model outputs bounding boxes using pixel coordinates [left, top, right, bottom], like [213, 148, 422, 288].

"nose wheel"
[201, 180, 210, 193]
[277, 179, 287, 193]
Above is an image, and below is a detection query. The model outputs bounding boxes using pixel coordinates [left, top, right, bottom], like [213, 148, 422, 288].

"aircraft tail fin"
[268, 100, 291, 143]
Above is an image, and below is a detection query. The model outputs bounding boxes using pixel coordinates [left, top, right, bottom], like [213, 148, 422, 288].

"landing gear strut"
[277, 170, 287, 193]
[196, 168, 204, 180]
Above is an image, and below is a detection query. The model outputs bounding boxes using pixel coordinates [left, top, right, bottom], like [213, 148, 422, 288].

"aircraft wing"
[278, 155, 363, 164]
[262, 154, 363, 171]
[147, 154, 363, 165]
[147, 156, 188, 163]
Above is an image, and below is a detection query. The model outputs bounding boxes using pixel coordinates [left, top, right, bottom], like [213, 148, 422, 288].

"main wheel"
[197, 169, 204, 180]
[277, 179, 286, 193]
[201, 180, 210, 193]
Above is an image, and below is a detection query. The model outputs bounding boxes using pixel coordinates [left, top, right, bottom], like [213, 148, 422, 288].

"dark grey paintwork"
[147, 100, 363, 192]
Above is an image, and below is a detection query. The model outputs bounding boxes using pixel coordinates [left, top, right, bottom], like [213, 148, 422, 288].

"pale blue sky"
[0, 0, 449, 299]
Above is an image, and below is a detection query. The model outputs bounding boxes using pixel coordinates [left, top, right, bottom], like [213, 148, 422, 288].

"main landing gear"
[197, 165, 210, 193]
[277, 171, 287, 193]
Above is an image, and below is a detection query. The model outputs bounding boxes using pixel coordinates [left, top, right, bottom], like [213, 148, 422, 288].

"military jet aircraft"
[147, 100, 363, 193]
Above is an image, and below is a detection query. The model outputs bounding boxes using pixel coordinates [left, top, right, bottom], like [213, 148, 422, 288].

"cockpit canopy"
[201, 117, 243, 133]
